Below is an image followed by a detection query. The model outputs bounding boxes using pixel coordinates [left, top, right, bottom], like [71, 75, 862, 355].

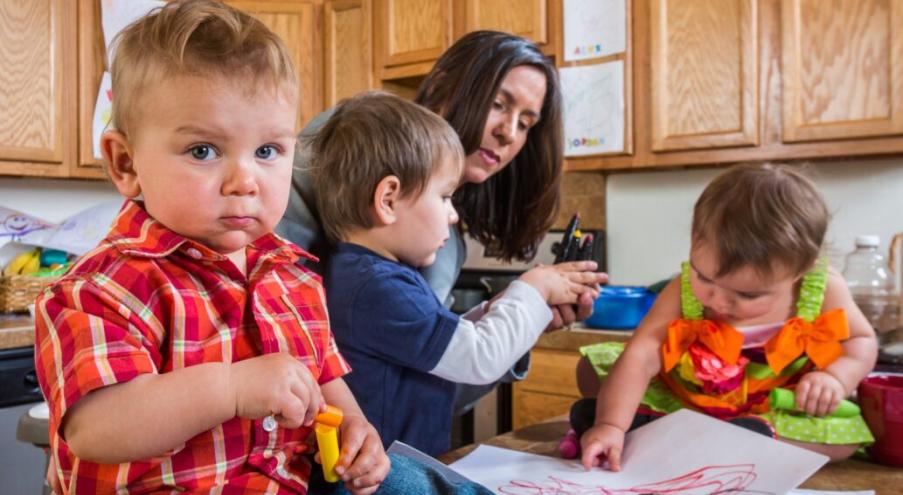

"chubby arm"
[594, 277, 679, 430]
[431, 280, 552, 384]
[65, 351, 323, 464]
[581, 277, 680, 470]
[819, 269, 878, 395]
[63, 363, 235, 463]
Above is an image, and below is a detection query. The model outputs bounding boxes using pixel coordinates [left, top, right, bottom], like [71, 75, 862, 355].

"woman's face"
[463, 65, 547, 184]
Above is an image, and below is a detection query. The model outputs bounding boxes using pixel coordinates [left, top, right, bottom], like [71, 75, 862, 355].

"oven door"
[0, 346, 47, 495]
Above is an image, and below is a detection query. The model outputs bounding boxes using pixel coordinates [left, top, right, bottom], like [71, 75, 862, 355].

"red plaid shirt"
[35, 201, 350, 494]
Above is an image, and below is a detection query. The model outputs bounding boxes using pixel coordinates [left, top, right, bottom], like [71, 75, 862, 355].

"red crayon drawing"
[497, 464, 773, 495]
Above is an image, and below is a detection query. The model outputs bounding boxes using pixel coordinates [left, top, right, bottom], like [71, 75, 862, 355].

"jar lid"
[855, 235, 881, 247]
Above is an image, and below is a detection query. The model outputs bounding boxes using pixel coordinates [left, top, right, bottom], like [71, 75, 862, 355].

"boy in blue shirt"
[310, 92, 606, 455]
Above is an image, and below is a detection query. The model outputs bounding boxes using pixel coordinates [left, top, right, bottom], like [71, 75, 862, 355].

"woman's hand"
[548, 292, 596, 331]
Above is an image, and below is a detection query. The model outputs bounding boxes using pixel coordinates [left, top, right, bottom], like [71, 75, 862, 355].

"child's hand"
[579, 423, 625, 471]
[795, 371, 846, 417]
[229, 352, 324, 428]
[333, 414, 390, 495]
[520, 261, 606, 306]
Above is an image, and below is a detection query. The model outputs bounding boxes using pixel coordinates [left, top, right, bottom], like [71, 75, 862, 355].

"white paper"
[92, 72, 113, 160]
[93, 0, 165, 158]
[451, 409, 829, 495]
[0, 207, 54, 246]
[564, 0, 626, 61]
[40, 202, 122, 256]
[100, 0, 165, 57]
[0, 202, 121, 269]
[561, 61, 625, 156]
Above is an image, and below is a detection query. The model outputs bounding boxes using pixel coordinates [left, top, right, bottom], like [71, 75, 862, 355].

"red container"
[858, 373, 903, 467]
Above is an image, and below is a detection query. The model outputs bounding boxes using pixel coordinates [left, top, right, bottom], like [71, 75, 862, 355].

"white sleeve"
[430, 280, 552, 385]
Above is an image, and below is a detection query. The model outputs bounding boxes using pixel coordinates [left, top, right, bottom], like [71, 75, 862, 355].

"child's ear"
[373, 175, 401, 225]
[101, 130, 141, 198]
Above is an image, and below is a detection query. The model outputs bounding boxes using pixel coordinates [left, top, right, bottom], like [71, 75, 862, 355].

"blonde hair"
[692, 162, 829, 278]
[109, 0, 297, 136]
[310, 92, 464, 242]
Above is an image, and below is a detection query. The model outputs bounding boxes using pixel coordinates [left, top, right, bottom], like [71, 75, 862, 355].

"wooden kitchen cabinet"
[0, 0, 77, 178]
[512, 328, 629, 429]
[373, 0, 452, 80]
[781, 0, 903, 143]
[650, 0, 758, 151]
[75, 0, 107, 178]
[512, 348, 582, 429]
[458, 0, 549, 47]
[228, 1, 323, 131]
[374, 0, 556, 84]
[324, 0, 373, 107]
[569, 0, 903, 172]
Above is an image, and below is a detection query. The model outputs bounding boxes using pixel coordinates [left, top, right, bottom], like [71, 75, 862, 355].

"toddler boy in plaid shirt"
[33, 1, 390, 493]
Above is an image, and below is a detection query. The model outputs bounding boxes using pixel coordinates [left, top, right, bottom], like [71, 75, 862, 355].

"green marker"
[769, 387, 860, 417]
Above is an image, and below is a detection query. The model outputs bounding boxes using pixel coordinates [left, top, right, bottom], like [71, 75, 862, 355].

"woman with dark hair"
[415, 31, 563, 265]
[278, 30, 600, 414]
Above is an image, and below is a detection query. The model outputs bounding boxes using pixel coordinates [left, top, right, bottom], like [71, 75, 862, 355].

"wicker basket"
[0, 274, 57, 313]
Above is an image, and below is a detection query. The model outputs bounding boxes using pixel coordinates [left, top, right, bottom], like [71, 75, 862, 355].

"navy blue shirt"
[325, 242, 459, 455]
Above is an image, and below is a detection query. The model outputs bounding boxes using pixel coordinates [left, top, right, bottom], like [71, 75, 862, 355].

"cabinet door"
[324, 0, 373, 107]
[462, 0, 547, 46]
[374, 0, 451, 69]
[230, 1, 323, 130]
[75, 0, 106, 177]
[511, 348, 581, 428]
[650, 0, 759, 151]
[782, 0, 903, 142]
[0, 0, 76, 177]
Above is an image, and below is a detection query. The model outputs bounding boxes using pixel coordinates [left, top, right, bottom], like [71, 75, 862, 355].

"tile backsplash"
[554, 171, 605, 230]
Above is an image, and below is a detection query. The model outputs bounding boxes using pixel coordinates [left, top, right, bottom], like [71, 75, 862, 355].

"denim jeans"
[308, 453, 493, 495]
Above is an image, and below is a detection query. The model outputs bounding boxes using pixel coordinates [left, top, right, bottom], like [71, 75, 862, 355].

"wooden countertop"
[440, 417, 903, 494]
[536, 325, 632, 351]
[0, 314, 34, 350]
[21, 415, 895, 492]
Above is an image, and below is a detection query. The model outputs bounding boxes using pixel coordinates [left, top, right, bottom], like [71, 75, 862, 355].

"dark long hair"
[415, 31, 563, 261]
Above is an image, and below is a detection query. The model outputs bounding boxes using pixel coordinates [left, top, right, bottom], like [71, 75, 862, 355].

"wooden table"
[440, 417, 903, 494]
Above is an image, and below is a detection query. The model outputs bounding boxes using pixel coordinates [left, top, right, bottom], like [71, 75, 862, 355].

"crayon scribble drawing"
[497, 464, 771, 495]
[0, 211, 52, 242]
[449, 411, 829, 495]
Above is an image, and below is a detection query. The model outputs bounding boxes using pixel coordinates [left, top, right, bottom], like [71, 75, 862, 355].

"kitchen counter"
[439, 416, 903, 494]
[0, 314, 34, 350]
[538, 324, 631, 350]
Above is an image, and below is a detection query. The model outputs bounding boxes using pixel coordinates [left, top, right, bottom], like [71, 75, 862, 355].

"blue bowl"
[585, 285, 657, 330]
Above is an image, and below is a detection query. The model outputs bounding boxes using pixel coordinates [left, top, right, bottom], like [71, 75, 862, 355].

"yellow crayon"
[314, 405, 344, 483]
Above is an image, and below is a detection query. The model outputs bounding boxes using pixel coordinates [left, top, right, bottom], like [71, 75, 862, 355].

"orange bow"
[764, 309, 849, 374]
[661, 319, 744, 373]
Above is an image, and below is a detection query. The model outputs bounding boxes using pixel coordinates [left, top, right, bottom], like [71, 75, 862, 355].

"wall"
[0, 177, 120, 222]
[606, 157, 903, 285]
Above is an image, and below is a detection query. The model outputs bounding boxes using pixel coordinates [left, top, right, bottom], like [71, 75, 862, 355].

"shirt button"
[186, 248, 203, 259]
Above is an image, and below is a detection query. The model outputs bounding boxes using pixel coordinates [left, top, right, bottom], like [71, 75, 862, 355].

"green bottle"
[769, 387, 860, 417]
